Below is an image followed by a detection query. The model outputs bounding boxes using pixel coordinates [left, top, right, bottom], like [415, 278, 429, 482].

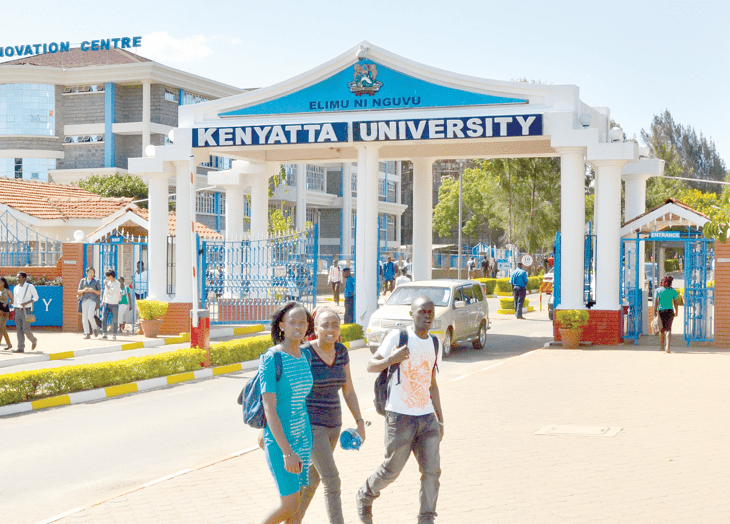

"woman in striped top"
[293, 307, 366, 524]
[260, 302, 315, 524]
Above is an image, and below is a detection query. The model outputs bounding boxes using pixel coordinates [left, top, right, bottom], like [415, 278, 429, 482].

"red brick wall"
[0, 266, 62, 280]
[61, 243, 85, 332]
[554, 309, 622, 345]
[714, 242, 730, 348]
[160, 302, 192, 336]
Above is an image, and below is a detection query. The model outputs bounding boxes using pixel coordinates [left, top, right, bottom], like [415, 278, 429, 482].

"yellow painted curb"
[106, 383, 139, 397]
[179, 332, 191, 342]
[233, 324, 265, 335]
[167, 372, 195, 385]
[213, 363, 243, 376]
[32, 395, 71, 409]
[122, 342, 144, 351]
[164, 336, 186, 345]
[50, 351, 75, 360]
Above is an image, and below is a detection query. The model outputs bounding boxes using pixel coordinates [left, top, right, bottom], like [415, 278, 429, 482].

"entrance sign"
[354, 115, 541, 142]
[0, 37, 142, 58]
[194, 122, 348, 147]
[219, 60, 528, 117]
[193, 114, 542, 148]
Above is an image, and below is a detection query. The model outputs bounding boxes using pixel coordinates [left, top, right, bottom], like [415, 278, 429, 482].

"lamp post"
[457, 169, 463, 279]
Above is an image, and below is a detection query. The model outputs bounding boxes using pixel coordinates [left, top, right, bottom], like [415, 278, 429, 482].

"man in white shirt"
[328, 258, 342, 305]
[133, 261, 148, 300]
[13, 272, 38, 353]
[394, 267, 411, 288]
[101, 269, 122, 340]
[357, 296, 444, 523]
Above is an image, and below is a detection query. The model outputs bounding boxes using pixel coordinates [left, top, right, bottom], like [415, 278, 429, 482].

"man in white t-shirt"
[357, 296, 444, 524]
[328, 258, 342, 305]
[394, 267, 411, 288]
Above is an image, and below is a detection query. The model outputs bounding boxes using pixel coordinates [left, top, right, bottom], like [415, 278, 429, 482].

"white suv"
[366, 279, 490, 357]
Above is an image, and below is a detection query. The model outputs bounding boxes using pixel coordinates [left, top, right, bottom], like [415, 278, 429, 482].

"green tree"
[77, 173, 148, 207]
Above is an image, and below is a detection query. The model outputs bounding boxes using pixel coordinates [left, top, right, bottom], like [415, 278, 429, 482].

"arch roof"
[621, 198, 710, 237]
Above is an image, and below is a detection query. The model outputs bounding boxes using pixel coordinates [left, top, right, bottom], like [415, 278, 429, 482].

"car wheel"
[548, 309, 554, 321]
[443, 328, 454, 357]
[472, 321, 487, 350]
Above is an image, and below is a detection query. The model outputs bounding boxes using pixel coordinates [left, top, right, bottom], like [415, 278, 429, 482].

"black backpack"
[373, 329, 439, 416]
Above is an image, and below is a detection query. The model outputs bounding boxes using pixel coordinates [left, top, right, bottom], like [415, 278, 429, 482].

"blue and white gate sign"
[7, 286, 63, 328]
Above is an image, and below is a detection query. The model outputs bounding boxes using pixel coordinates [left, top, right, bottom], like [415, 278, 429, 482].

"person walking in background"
[654, 275, 679, 353]
[328, 259, 342, 306]
[294, 307, 366, 524]
[78, 267, 101, 339]
[0, 277, 14, 350]
[383, 257, 396, 295]
[343, 268, 355, 324]
[101, 269, 122, 340]
[356, 296, 444, 524]
[481, 255, 489, 278]
[467, 256, 475, 279]
[13, 272, 38, 353]
[259, 302, 314, 524]
[509, 262, 528, 319]
[395, 267, 411, 288]
[117, 276, 132, 332]
[133, 261, 148, 300]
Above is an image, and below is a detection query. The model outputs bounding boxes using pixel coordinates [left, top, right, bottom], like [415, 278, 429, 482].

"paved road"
[1, 302, 551, 524]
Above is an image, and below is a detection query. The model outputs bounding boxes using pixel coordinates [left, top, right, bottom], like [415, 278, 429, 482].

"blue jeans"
[513, 286, 526, 318]
[102, 304, 118, 335]
[358, 412, 441, 523]
[344, 296, 354, 324]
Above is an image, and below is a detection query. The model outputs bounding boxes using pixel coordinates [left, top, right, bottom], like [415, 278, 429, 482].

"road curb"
[343, 338, 365, 350]
[0, 358, 260, 417]
[0, 325, 266, 370]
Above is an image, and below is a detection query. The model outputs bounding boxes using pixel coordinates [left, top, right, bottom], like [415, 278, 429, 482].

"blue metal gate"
[683, 237, 714, 345]
[199, 226, 318, 324]
[621, 234, 642, 344]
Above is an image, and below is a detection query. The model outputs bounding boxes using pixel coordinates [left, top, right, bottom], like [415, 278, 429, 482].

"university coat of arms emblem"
[349, 63, 383, 96]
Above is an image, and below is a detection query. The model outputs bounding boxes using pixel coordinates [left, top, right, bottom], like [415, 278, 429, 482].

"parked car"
[548, 293, 554, 321]
[542, 268, 554, 294]
[366, 279, 489, 357]
[645, 262, 658, 297]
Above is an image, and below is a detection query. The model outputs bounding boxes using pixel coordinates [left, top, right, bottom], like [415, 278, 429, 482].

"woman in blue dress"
[260, 301, 315, 524]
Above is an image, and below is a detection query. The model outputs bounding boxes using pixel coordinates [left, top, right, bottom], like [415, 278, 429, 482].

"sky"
[3, 0, 728, 164]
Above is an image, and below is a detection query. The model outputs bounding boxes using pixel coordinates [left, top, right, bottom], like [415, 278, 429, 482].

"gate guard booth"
[129, 41, 663, 338]
[621, 199, 713, 345]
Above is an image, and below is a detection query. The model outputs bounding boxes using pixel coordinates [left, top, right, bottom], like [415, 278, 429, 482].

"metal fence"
[199, 226, 318, 323]
[0, 210, 62, 266]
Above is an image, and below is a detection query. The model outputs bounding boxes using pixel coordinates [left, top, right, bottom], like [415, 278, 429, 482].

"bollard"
[191, 309, 211, 367]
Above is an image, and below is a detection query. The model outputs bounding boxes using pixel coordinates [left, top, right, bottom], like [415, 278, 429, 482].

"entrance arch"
[129, 41, 661, 342]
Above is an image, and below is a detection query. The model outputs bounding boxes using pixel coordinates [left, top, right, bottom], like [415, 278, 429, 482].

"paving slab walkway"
[45, 343, 730, 524]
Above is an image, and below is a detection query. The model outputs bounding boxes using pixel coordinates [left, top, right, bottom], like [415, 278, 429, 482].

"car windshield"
[386, 286, 451, 307]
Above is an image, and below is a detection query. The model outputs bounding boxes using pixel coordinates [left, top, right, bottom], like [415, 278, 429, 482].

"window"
[199, 156, 231, 170]
[306, 208, 317, 226]
[0, 158, 56, 181]
[351, 211, 357, 242]
[472, 284, 484, 301]
[388, 181, 397, 203]
[63, 135, 104, 144]
[284, 164, 296, 186]
[220, 193, 226, 215]
[196, 192, 216, 215]
[351, 169, 357, 196]
[461, 285, 475, 304]
[164, 90, 178, 103]
[63, 85, 104, 94]
[182, 92, 210, 105]
[387, 215, 396, 241]
[378, 178, 387, 201]
[0, 84, 55, 136]
[306, 165, 325, 192]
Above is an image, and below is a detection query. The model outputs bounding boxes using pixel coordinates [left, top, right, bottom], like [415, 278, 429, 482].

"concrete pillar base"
[554, 309, 623, 345]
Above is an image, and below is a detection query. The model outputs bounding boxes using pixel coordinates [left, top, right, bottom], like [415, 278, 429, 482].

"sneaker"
[84, 334, 90, 339]
[112, 335, 116, 340]
[356, 494, 373, 524]
[102, 335, 108, 340]
[12, 349, 24, 353]
[31, 340, 37, 351]
[94, 329, 99, 337]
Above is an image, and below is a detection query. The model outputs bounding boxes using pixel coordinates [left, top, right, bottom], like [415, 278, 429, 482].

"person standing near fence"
[78, 267, 101, 339]
[0, 277, 14, 350]
[117, 276, 132, 332]
[13, 272, 38, 353]
[101, 269, 122, 340]
[328, 259, 342, 306]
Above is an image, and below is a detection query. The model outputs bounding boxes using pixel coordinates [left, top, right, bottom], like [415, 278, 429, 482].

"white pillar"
[146, 173, 169, 300]
[296, 163, 307, 230]
[250, 163, 273, 239]
[624, 174, 651, 222]
[142, 81, 151, 155]
[342, 162, 353, 259]
[224, 184, 244, 240]
[173, 161, 193, 302]
[593, 160, 625, 310]
[557, 147, 586, 310]
[355, 146, 380, 326]
[412, 158, 434, 281]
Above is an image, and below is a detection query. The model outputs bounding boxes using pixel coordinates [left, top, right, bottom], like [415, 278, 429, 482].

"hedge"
[495, 278, 512, 293]
[499, 297, 531, 310]
[664, 259, 680, 273]
[473, 278, 497, 295]
[1, 323, 368, 407]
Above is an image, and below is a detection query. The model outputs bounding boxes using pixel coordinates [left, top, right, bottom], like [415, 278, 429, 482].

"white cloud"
[140, 31, 214, 64]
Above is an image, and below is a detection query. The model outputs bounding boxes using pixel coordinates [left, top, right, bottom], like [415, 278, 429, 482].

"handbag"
[8, 309, 14, 321]
[20, 284, 36, 323]
[651, 314, 659, 333]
